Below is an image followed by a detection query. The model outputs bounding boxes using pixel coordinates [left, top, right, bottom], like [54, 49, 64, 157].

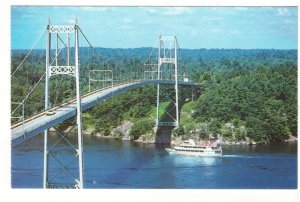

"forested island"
[11, 48, 297, 144]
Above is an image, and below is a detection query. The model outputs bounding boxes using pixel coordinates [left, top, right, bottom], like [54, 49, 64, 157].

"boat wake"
[222, 154, 293, 159]
[223, 154, 277, 159]
[222, 154, 245, 158]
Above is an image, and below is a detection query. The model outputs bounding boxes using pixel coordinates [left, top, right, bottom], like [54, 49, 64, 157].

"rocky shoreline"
[52, 122, 298, 146]
[85, 129, 297, 146]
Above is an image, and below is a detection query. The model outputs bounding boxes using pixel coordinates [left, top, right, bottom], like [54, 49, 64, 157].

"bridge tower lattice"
[156, 36, 179, 127]
[43, 20, 84, 189]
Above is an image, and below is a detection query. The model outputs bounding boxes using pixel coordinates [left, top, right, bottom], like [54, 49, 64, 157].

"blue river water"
[11, 133, 297, 189]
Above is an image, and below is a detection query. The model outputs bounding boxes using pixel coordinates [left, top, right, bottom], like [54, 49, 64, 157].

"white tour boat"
[166, 139, 222, 156]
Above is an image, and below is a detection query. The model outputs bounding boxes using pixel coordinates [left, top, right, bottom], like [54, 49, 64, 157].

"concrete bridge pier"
[155, 126, 173, 144]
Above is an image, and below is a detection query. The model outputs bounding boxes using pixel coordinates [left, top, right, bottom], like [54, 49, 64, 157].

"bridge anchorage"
[43, 20, 84, 189]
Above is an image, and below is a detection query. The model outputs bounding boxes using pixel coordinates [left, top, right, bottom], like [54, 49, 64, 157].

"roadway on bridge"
[11, 80, 199, 145]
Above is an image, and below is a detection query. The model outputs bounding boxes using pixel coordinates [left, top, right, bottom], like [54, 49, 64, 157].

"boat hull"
[165, 148, 222, 157]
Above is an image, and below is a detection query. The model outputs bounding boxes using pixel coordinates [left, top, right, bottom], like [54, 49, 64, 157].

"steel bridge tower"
[43, 20, 84, 188]
[156, 36, 179, 127]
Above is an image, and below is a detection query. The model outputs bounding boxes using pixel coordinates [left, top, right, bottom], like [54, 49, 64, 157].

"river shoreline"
[86, 130, 297, 146]
[50, 126, 297, 146]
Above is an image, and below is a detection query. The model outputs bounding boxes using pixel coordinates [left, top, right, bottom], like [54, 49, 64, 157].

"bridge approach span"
[11, 80, 199, 145]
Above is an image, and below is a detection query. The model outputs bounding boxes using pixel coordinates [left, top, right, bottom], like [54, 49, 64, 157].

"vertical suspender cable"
[75, 24, 84, 189]
[43, 23, 51, 189]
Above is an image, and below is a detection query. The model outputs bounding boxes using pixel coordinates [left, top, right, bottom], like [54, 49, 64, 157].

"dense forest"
[11, 48, 297, 143]
[190, 62, 296, 143]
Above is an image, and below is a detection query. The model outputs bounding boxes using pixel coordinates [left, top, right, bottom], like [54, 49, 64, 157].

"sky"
[11, 6, 298, 49]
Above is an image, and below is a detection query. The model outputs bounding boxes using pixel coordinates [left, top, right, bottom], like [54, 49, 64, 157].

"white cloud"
[120, 25, 132, 30]
[80, 7, 109, 12]
[230, 30, 241, 35]
[208, 28, 240, 36]
[141, 19, 152, 24]
[276, 8, 291, 16]
[209, 28, 223, 34]
[260, 7, 274, 11]
[21, 14, 33, 19]
[162, 7, 191, 16]
[123, 18, 133, 24]
[139, 7, 157, 14]
[234, 7, 248, 11]
[283, 19, 296, 25]
[61, 16, 77, 24]
[190, 29, 198, 36]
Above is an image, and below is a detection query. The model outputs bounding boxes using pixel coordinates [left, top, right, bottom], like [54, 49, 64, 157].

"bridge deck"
[11, 80, 199, 145]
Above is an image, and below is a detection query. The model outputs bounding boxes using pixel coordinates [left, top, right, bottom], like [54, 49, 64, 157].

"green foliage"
[113, 130, 124, 139]
[194, 62, 297, 142]
[173, 125, 192, 140]
[11, 48, 297, 144]
[181, 101, 196, 112]
[88, 85, 191, 138]
[91, 86, 157, 135]
[246, 98, 289, 142]
[128, 103, 151, 118]
[196, 122, 210, 140]
[173, 125, 185, 137]
[82, 112, 94, 130]
[159, 102, 170, 118]
[180, 101, 197, 135]
[129, 119, 154, 140]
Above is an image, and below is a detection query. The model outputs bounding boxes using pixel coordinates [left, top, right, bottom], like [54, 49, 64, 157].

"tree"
[129, 119, 154, 140]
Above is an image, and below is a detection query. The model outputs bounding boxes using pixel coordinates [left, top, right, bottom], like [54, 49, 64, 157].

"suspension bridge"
[11, 20, 200, 189]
